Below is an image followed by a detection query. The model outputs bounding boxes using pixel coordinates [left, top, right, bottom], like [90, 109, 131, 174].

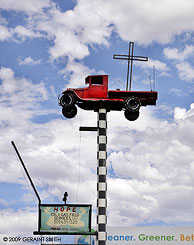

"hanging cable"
[76, 131, 82, 203]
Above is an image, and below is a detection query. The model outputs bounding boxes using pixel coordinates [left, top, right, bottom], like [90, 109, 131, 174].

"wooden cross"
[113, 42, 148, 91]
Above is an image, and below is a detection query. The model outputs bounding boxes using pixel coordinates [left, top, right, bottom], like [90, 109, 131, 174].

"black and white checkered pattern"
[97, 108, 107, 245]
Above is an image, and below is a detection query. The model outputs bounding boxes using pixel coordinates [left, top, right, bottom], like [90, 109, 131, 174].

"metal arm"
[11, 141, 41, 205]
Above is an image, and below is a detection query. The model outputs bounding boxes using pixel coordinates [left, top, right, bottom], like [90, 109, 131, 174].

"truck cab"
[84, 75, 108, 99]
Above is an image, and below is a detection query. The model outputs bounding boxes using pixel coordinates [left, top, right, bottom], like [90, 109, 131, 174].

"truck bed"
[108, 90, 158, 106]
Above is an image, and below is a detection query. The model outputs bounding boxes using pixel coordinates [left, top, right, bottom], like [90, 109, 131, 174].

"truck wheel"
[62, 105, 77, 119]
[125, 97, 141, 112]
[124, 110, 139, 121]
[60, 93, 75, 108]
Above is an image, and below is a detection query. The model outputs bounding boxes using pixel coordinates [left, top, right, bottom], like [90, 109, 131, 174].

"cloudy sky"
[1, 0, 194, 243]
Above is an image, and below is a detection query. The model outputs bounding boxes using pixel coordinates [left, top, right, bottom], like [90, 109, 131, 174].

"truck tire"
[62, 105, 77, 118]
[125, 97, 141, 112]
[124, 110, 139, 121]
[60, 93, 75, 108]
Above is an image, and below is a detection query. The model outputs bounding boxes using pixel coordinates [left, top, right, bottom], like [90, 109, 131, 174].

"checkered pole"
[97, 108, 107, 245]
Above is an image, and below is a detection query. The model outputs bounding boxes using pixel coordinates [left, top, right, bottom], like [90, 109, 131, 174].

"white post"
[97, 108, 107, 245]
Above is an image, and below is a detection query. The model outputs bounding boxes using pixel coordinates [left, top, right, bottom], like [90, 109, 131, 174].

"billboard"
[106, 226, 194, 245]
[75, 227, 194, 245]
[38, 204, 92, 234]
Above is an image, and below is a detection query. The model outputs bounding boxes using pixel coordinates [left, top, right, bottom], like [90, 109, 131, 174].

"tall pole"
[126, 42, 131, 91]
[97, 108, 107, 245]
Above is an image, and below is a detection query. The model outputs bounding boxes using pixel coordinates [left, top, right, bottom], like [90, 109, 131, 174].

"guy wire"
[153, 65, 156, 91]
[109, 74, 125, 88]
[149, 74, 153, 91]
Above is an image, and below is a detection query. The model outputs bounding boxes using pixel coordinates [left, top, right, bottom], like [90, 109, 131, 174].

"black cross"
[113, 42, 148, 91]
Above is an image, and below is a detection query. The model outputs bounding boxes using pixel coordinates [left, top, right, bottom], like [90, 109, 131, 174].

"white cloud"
[164, 45, 194, 61]
[106, 105, 194, 225]
[0, 68, 97, 208]
[0, 67, 52, 187]
[169, 88, 189, 97]
[0, 67, 50, 139]
[18, 56, 41, 65]
[2, 0, 194, 89]
[0, 199, 9, 207]
[136, 58, 169, 80]
[135, 58, 168, 73]
[174, 107, 187, 120]
[40, 0, 194, 62]
[0, 25, 11, 41]
[49, 30, 90, 60]
[0, 208, 37, 244]
[0, 24, 43, 44]
[164, 48, 181, 60]
[13, 25, 42, 42]
[0, 67, 47, 103]
[37, 4, 112, 61]
[60, 59, 96, 88]
[145, 59, 168, 72]
[0, 0, 51, 15]
[176, 62, 194, 81]
[0, 16, 8, 25]
[102, 0, 194, 45]
[164, 45, 194, 82]
[2, 0, 194, 58]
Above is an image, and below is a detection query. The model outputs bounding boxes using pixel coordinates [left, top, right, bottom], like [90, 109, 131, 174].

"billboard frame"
[33, 203, 96, 236]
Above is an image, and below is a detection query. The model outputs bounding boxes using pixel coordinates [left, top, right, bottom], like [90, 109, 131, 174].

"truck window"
[91, 76, 103, 85]
[85, 76, 90, 84]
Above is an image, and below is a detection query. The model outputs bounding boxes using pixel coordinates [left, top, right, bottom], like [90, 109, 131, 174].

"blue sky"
[1, 0, 194, 243]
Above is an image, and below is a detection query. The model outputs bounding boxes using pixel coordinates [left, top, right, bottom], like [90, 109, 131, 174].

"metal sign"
[38, 204, 92, 235]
